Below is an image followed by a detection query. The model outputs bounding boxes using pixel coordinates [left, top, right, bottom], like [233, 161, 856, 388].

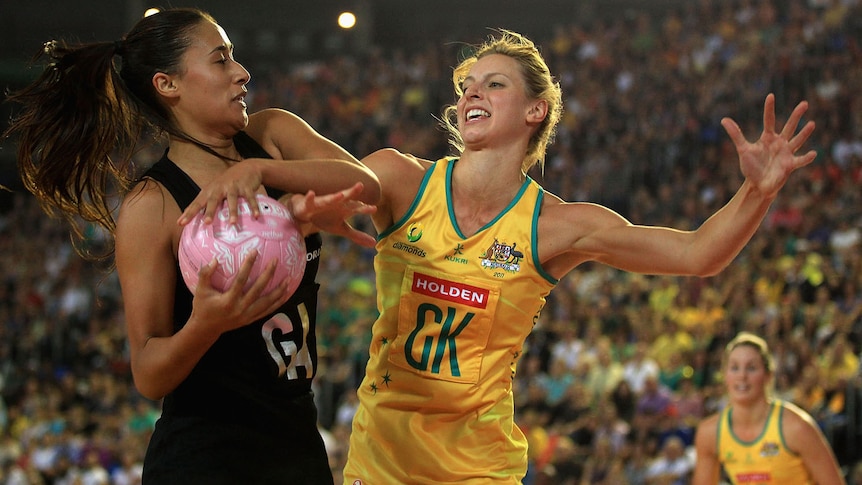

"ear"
[527, 99, 548, 123]
[153, 72, 179, 98]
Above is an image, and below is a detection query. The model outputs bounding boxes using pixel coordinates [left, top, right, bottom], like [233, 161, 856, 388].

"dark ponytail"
[3, 8, 214, 259]
[5, 39, 140, 255]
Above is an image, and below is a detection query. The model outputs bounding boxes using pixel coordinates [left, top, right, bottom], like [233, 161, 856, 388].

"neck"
[448, 153, 527, 237]
[456, 150, 526, 197]
[168, 136, 242, 166]
[731, 397, 772, 425]
[452, 166, 524, 217]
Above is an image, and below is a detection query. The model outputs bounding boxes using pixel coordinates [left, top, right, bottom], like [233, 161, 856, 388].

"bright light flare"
[338, 12, 356, 30]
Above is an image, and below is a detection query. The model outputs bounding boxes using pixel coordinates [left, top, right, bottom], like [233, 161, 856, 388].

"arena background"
[0, 0, 688, 192]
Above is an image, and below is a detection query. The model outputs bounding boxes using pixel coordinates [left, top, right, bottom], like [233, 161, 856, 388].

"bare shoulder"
[362, 148, 431, 183]
[779, 400, 846, 484]
[118, 179, 173, 222]
[698, 412, 721, 429]
[692, 413, 723, 485]
[695, 413, 720, 451]
[781, 400, 817, 428]
[779, 401, 822, 447]
[116, 180, 177, 255]
[362, 149, 434, 230]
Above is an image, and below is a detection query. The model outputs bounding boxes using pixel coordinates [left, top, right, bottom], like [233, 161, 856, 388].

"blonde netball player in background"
[693, 332, 845, 485]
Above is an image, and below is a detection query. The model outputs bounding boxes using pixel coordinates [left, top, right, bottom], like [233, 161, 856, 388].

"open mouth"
[466, 108, 490, 121]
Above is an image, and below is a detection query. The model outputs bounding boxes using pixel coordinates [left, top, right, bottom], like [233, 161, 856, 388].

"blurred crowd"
[2, 0, 862, 483]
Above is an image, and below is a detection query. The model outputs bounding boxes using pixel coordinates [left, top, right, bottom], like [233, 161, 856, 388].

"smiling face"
[724, 344, 771, 405]
[162, 20, 251, 142]
[440, 31, 562, 172]
[455, 53, 540, 153]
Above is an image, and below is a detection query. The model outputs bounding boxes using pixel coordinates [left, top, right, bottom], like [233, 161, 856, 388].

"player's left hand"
[722, 93, 816, 199]
[290, 182, 378, 247]
[178, 161, 264, 225]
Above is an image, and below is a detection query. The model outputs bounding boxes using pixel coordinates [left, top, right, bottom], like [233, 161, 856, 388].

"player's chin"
[229, 107, 249, 129]
[236, 112, 250, 130]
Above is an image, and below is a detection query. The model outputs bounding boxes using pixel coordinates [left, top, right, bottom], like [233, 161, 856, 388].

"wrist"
[740, 179, 776, 207]
[286, 194, 312, 224]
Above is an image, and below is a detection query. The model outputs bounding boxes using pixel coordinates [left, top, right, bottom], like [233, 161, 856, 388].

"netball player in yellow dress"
[693, 332, 844, 485]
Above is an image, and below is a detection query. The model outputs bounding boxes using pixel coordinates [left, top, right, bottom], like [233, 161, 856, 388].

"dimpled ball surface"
[178, 194, 306, 298]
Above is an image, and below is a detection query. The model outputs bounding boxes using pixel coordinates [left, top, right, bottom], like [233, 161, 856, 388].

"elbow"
[693, 260, 729, 278]
[134, 383, 167, 402]
[132, 370, 169, 401]
[682, 247, 732, 278]
[359, 171, 382, 205]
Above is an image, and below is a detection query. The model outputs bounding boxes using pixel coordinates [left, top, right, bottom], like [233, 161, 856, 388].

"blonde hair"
[441, 30, 563, 173]
[723, 331, 774, 373]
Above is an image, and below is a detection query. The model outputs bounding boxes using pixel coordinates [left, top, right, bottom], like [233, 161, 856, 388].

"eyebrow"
[209, 44, 233, 55]
[463, 71, 509, 83]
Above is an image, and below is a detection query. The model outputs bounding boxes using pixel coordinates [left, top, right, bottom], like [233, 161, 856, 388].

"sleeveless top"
[717, 400, 813, 485]
[344, 158, 557, 484]
[142, 132, 323, 433]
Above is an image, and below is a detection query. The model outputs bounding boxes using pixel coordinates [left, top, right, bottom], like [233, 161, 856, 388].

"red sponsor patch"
[735, 472, 771, 483]
[412, 272, 489, 309]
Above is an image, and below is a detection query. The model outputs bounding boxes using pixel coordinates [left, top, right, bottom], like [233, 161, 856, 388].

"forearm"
[688, 179, 774, 276]
[131, 317, 219, 400]
[254, 158, 381, 204]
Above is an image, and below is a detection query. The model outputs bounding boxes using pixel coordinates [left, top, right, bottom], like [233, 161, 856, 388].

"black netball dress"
[140, 131, 332, 484]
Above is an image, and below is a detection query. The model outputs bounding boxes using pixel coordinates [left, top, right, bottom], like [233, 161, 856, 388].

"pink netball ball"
[178, 194, 306, 298]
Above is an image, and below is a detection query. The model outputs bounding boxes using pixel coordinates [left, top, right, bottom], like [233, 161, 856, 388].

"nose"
[463, 82, 481, 98]
[235, 60, 251, 85]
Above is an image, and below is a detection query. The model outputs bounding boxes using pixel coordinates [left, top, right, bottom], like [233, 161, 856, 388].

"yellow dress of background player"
[692, 333, 845, 485]
[334, 28, 816, 483]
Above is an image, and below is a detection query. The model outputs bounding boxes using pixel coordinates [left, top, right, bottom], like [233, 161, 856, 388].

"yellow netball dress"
[717, 400, 813, 485]
[344, 158, 557, 484]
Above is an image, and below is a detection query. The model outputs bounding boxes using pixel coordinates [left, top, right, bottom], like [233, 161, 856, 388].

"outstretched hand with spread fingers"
[722, 93, 816, 199]
[290, 182, 378, 247]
